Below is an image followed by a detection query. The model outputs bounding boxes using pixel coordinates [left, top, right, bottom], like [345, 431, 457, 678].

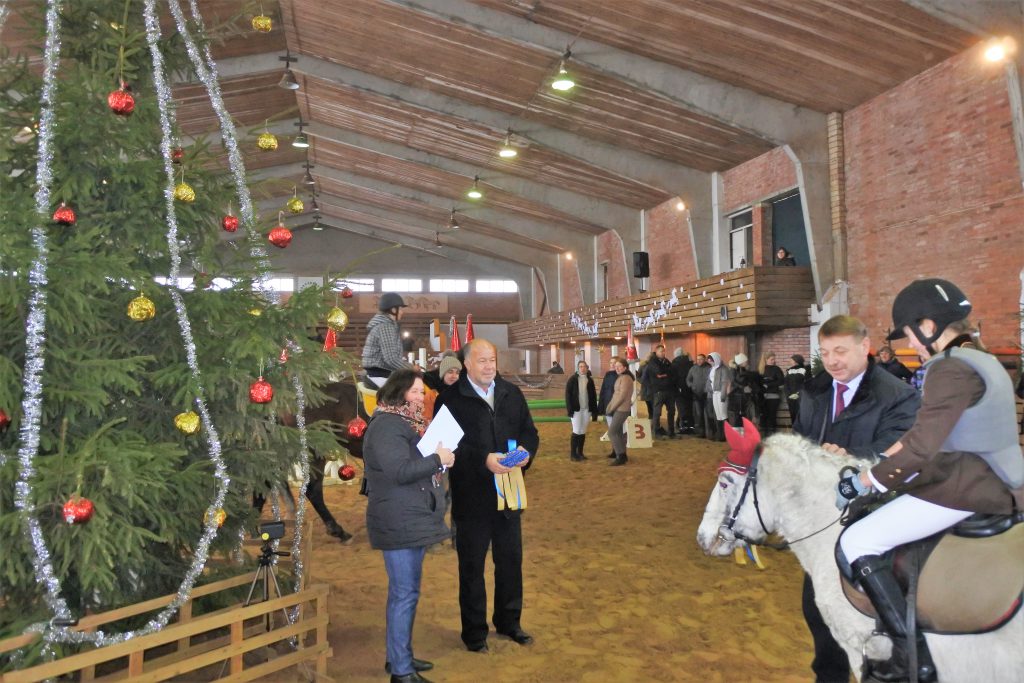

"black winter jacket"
[670, 356, 694, 394]
[435, 375, 540, 520]
[363, 413, 449, 551]
[644, 356, 675, 394]
[597, 369, 618, 414]
[761, 365, 785, 397]
[564, 372, 598, 417]
[793, 360, 920, 459]
[878, 358, 914, 383]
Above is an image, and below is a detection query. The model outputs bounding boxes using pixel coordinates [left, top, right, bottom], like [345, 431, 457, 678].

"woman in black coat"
[564, 360, 598, 461]
[364, 369, 455, 683]
[758, 351, 786, 436]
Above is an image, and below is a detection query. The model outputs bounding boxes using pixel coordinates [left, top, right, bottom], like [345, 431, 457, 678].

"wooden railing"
[509, 266, 814, 347]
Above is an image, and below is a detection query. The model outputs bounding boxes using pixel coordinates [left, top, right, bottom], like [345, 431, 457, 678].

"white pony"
[696, 430, 1024, 682]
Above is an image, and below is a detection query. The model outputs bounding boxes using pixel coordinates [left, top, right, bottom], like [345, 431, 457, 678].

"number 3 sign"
[626, 416, 653, 449]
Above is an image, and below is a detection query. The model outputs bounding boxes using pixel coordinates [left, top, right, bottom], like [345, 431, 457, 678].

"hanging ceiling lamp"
[301, 161, 316, 186]
[498, 128, 517, 158]
[466, 175, 483, 200]
[292, 120, 309, 148]
[278, 50, 300, 90]
[448, 208, 460, 229]
[551, 49, 575, 91]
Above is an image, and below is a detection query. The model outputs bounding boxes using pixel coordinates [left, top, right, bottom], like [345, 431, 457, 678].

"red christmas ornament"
[249, 377, 273, 404]
[347, 417, 367, 439]
[63, 497, 95, 525]
[340, 286, 354, 299]
[465, 313, 475, 343]
[268, 225, 292, 248]
[448, 316, 461, 352]
[221, 214, 239, 232]
[171, 147, 185, 164]
[107, 86, 135, 116]
[53, 204, 76, 225]
[323, 328, 337, 352]
[0, 408, 11, 432]
[339, 464, 356, 481]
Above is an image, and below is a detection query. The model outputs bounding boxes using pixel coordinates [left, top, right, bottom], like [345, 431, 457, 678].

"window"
[729, 210, 753, 270]
[334, 278, 375, 292]
[380, 278, 422, 292]
[429, 278, 469, 292]
[476, 279, 518, 293]
[263, 277, 295, 292]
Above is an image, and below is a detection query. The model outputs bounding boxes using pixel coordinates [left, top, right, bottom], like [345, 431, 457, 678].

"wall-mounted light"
[278, 50, 300, 90]
[448, 208, 460, 229]
[565, 252, 573, 260]
[551, 49, 575, 91]
[675, 198, 687, 212]
[466, 175, 483, 200]
[498, 129, 517, 158]
[984, 36, 1015, 63]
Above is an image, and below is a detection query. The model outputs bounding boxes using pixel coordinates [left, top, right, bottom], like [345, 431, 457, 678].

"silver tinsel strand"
[15, 0, 73, 624]
[0, 1, 10, 37]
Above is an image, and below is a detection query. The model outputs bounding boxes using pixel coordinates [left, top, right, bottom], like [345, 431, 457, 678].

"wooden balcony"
[509, 266, 814, 347]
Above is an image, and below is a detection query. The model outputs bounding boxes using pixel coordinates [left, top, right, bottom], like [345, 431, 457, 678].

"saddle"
[840, 509, 1024, 634]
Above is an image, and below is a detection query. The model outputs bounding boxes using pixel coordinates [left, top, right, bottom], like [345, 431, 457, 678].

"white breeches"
[839, 494, 973, 562]
[570, 410, 590, 435]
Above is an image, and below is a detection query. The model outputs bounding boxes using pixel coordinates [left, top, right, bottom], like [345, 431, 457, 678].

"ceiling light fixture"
[983, 37, 1013, 62]
[301, 161, 316, 186]
[312, 214, 323, 231]
[675, 198, 686, 212]
[278, 50, 300, 90]
[448, 208, 460, 229]
[466, 175, 483, 200]
[292, 119, 310, 148]
[498, 128, 517, 158]
[551, 49, 575, 91]
[434, 232, 444, 249]
[565, 252, 573, 260]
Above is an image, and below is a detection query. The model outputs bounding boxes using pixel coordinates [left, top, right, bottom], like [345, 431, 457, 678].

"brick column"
[751, 202, 773, 265]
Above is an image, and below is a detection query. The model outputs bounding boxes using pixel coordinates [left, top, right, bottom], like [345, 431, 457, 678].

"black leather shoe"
[390, 673, 432, 683]
[385, 659, 433, 674]
[466, 641, 489, 653]
[497, 628, 534, 645]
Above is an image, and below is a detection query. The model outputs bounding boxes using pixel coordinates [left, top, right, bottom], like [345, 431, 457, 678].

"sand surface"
[306, 422, 817, 682]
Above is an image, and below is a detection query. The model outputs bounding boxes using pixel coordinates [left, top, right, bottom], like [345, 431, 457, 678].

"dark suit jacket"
[793, 360, 920, 459]
[435, 375, 540, 520]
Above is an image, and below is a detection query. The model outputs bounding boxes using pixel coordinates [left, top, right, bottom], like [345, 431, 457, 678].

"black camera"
[258, 520, 285, 541]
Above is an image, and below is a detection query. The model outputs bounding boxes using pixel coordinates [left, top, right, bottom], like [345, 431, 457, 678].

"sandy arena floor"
[306, 422, 817, 682]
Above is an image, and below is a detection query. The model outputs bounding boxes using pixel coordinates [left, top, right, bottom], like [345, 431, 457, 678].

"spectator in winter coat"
[705, 352, 732, 441]
[687, 354, 711, 438]
[596, 358, 620, 453]
[644, 345, 677, 438]
[759, 352, 786, 436]
[670, 349, 694, 433]
[877, 346, 914, 383]
[727, 353, 760, 427]
[785, 354, 809, 425]
[564, 361, 598, 461]
[604, 357, 635, 467]
[775, 247, 797, 266]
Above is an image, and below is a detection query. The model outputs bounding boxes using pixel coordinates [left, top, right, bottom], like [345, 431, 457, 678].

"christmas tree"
[0, 1, 340, 654]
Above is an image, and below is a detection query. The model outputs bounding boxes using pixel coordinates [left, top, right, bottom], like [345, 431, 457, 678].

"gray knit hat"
[439, 355, 463, 376]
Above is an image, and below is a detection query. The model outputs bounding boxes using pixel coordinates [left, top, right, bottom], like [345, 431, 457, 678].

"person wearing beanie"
[439, 356, 463, 385]
[423, 355, 463, 419]
[670, 349, 694, 434]
[785, 354, 809, 425]
[728, 353, 759, 428]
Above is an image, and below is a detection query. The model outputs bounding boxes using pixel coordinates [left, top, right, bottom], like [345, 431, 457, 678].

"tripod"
[244, 533, 292, 632]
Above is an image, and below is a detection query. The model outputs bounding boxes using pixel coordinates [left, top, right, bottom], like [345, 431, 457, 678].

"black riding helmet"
[886, 278, 971, 350]
[378, 292, 407, 312]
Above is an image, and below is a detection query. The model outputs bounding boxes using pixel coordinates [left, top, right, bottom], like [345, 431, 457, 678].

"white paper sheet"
[417, 405, 464, 457]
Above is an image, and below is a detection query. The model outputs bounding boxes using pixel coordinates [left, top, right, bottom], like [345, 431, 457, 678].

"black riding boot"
[577, 434, 588, 460]
[610, 451, 628, 466]
[569, 433, 582, 461]
[851, 555, 937, 683]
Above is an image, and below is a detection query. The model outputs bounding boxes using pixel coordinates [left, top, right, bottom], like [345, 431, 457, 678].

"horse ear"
[741, 417, 761, 445]
[724, 421, 744, 450]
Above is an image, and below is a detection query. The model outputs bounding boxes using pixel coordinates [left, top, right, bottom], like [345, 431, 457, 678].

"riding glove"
[834, 471, 869, 510]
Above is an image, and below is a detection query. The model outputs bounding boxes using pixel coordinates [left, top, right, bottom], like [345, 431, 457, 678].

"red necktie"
[834, 383, 849, 420]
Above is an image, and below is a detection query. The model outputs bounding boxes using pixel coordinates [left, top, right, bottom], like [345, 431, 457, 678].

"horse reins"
[718, 451, 843, 552]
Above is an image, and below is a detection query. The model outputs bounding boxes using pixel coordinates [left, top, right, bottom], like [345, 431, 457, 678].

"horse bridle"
[716, 450, 843, 552]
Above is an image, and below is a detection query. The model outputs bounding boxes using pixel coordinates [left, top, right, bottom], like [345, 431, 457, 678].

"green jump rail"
[527, 399, 570, 422]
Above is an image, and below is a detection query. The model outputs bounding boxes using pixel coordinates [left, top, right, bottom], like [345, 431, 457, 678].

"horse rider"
[362, 293, 418, 390]
[835, 278, 1024, 682]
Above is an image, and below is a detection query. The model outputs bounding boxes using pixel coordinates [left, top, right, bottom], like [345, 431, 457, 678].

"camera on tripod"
[258, 520, 285, 541]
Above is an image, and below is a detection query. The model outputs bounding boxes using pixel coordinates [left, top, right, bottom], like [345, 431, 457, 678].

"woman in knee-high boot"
[604, 357, 635, 466]
[565, 361, 598, 461]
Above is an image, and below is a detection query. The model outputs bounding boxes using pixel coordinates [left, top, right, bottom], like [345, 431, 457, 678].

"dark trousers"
[455, 510, 524, 647]
[704, 395, 723, 441]
[760, 397, 780, 436]
[802, 573, 851, 682]
[691, 395, 706, 436]
[652, 390, 676, 435]
[787, 397, 801, 428]
[674, 389, 692, 430]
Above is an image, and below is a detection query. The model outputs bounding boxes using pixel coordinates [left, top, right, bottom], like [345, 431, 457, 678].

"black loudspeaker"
[632, 251, 650, 279]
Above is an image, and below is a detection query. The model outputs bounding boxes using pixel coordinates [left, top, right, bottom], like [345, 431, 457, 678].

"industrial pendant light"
[448, 208, 460, 229]
[466, 175, 483, 200]
[498, 129, 517, 158]
[301, 161, 316, 186]
[551, 49, 575, 91]
[278, 50, 300, 90]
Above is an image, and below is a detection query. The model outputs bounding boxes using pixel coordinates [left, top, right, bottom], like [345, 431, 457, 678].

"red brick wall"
[597, 230, 631, 299]
[751, 203, 772, 266]
[560, 257, 584, 311]
[758, 328, 812, 368]
[722, 147, 797, 214]
[645, 198, 698, 290]
[845, 45, 1023, 349]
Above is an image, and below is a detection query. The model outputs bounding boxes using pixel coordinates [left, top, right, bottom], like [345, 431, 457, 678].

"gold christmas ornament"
[127, 294, 156, 321]
[326, 306, 349, 332]
[204, 507, 228, 528]
[174, 182, 195, 202]
[249, 307, 263, 317]
[286, 196, 304, 213]
[174, 411, 201, 435]
[251, 14, 272, 32]
[257, 131, 278, 151]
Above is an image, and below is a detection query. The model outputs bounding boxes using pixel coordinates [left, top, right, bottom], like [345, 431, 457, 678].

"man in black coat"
[686, 354, 710, 438]
[434, 339, 540, 653]
[644, 344, 677, 438]
[793, 315, 920, 682]
[670, 349, 694, 433]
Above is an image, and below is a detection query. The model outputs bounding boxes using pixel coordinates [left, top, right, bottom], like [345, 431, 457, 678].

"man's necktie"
[834, 383, 849, 420]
